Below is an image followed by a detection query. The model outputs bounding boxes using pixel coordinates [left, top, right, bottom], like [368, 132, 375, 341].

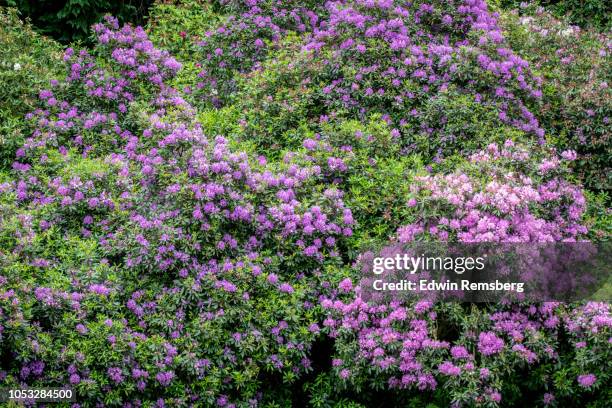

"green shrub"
[500, 0, 611, 31]
[501, 6, 611, 191]
[0, 7, 63, 170]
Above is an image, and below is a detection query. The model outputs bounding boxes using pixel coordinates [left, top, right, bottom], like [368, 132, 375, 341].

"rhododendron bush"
[234, 0, 545, 157]
[501, 3, 611, 191]
[0, 1, 610, 407]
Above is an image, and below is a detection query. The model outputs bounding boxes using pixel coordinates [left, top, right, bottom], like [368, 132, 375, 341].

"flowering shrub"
[396, 140, 587, 243]
[502, 0, 611, 31]
[1, 16, 355, 406]
[307, 0, 544, 138]
[317, 146, 609, 406]
[232, 0, 547, 159]
[0, 8, 63, 170]
[501, 4, 611, 190]
[208, 0, 610, 191]
[0, 1, 610, 407]
[188, 0, 325, 107]
[322, 295, 611, 406]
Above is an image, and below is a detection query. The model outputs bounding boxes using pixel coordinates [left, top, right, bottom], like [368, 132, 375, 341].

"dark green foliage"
[4, 0, 154, 43]
[500, 0, 611, 31]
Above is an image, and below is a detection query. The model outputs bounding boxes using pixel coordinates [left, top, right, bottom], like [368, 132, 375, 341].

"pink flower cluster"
[397, 141, 587, 243]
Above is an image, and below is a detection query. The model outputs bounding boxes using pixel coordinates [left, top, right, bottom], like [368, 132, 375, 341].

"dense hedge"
[0, 1, 610, 407]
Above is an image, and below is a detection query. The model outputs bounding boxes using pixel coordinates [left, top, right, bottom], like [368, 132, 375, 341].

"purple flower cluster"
[267, 0, 545, 148]
[478, 332, 504, 356]
[577, 373, 597, 388]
